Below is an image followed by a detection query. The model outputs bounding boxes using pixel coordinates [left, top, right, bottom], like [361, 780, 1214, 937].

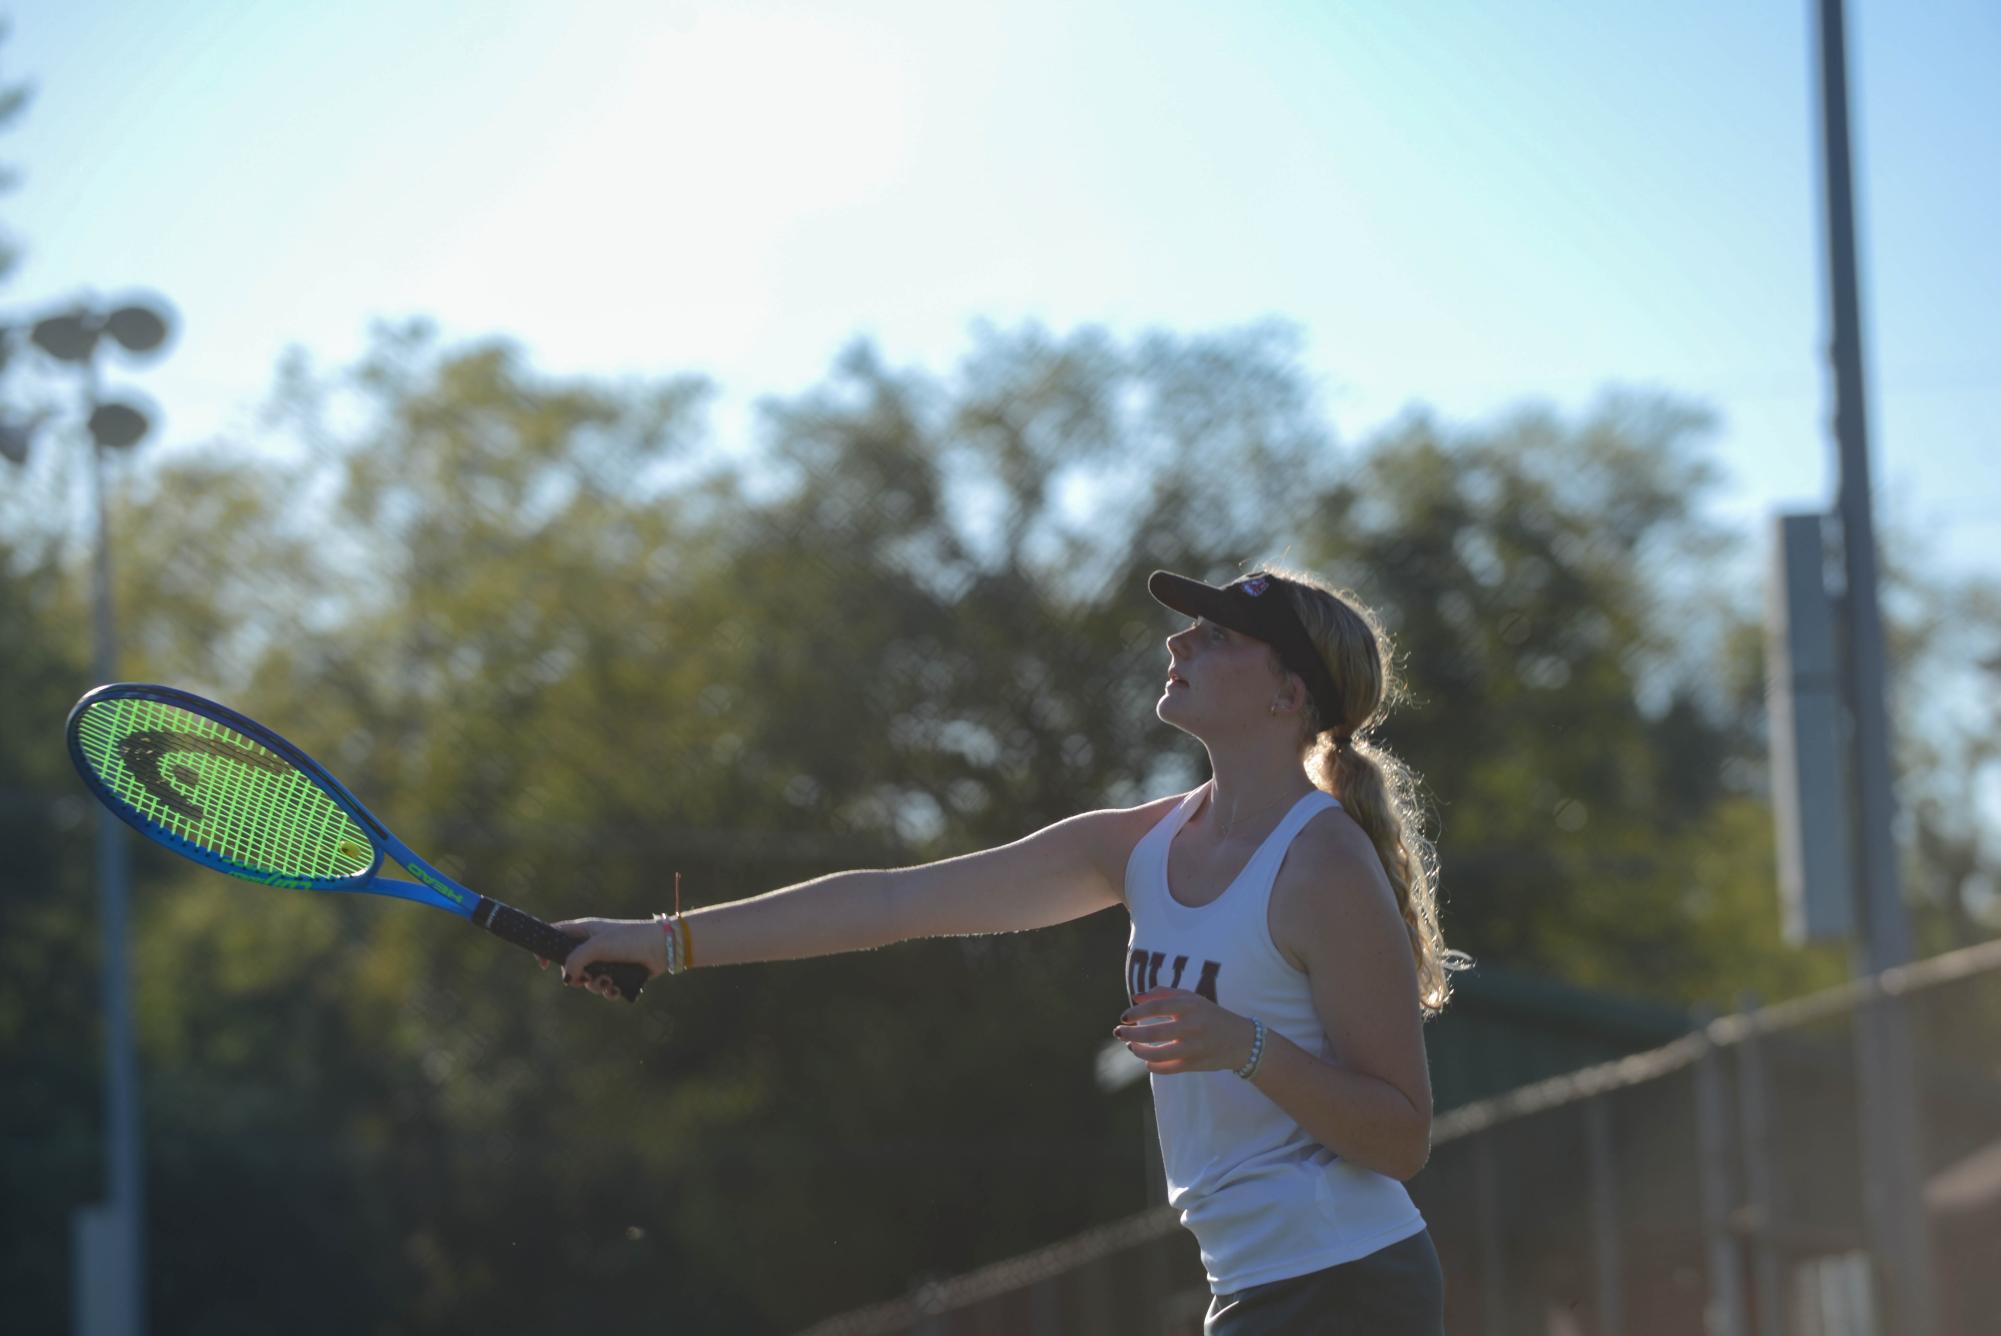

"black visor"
[1148, 569, 1340, 727]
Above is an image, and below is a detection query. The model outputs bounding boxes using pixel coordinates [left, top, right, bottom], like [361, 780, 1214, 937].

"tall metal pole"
[1811, 3, 1939, 1333]
[10, 298, 169, 1335]
[85, 355, 145, 1336]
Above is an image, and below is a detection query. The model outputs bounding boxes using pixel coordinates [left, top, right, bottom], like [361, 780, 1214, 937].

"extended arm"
[679, 868, 901, 968]
[546, 805, 1136, 991]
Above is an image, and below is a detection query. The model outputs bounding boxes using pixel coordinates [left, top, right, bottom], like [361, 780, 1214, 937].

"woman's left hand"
[1113, 987, 1257, 1075]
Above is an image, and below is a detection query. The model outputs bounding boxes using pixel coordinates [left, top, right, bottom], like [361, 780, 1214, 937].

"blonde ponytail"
[1264, 565, 1474, 1017]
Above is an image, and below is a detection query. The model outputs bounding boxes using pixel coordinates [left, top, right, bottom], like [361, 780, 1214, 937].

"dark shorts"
[1204, 1228, 1445, 1336]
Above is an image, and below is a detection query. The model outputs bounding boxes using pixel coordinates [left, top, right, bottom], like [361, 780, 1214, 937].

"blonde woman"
[549, 567, 1468, 1334]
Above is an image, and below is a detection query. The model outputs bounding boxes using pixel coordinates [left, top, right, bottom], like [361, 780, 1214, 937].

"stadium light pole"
[1809, 4, 1941, 1334]
[1, 293, 174, 1336]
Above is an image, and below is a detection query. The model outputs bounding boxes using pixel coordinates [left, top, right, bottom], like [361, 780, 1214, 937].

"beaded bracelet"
[1234, 1016, 1267, 1081]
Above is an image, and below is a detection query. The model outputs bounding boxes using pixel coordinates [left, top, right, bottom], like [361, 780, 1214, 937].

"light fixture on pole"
[1, 290, 175, 1336]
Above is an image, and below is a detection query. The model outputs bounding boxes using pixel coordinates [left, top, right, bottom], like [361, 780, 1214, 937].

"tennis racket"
[65, 682, 651, 1002]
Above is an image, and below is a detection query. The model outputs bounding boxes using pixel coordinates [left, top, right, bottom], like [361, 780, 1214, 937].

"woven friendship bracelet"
[653, 913, 696, 974]
[1235, 1016, 1267, 1080]
[651, 873, 697, 975]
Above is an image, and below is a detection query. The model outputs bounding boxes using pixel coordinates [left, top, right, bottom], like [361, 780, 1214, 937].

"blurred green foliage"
[11, 2, 2000, 1328]
[19, 309, 1996, 1331]
[3, 18, 1996, 1311]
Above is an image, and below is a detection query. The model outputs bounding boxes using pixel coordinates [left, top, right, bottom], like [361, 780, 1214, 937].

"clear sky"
[4, 0, 1998, 579]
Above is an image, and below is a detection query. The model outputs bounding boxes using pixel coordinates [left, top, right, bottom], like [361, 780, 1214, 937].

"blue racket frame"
[66, 681, 650, 1001]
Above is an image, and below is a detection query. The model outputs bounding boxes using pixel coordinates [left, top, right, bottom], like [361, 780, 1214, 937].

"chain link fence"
[797, 937, 2001, 1336]
[10, 316, 2000, 1332]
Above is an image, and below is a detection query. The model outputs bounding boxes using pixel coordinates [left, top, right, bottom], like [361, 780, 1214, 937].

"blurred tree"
[10, 280, 1997, 1330]
[0, 530, 102, 1331]
[0, 23, 126, 1333]
[1874, 516, 2001, 956]
[1295, 397, 1859, 1007]
[0, 18, 27, 288]
[0, 23, 135, 1332]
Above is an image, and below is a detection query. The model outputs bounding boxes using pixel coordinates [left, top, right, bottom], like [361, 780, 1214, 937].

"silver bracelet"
[654, 913, 683, 975]
[1235, 1016, 1267, 1080]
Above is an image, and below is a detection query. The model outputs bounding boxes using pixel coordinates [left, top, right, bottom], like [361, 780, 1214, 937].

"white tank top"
[1123, 782, 1428, 1293]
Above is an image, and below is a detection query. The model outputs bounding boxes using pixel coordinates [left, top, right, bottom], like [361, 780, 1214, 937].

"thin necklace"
[1207, 783, 1310, 838]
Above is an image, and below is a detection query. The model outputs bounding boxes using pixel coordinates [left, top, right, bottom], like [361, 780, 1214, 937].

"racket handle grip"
[473, 897, 650, 1003]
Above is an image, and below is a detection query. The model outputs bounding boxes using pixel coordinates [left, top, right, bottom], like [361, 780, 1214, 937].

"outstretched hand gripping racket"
[66, 683, 650, 1002]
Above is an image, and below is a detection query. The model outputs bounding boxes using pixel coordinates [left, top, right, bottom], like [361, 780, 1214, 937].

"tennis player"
[550, 566, 1469, 1334]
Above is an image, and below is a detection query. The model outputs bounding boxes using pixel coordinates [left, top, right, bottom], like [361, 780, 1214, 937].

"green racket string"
[74, 696, 374, 882]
